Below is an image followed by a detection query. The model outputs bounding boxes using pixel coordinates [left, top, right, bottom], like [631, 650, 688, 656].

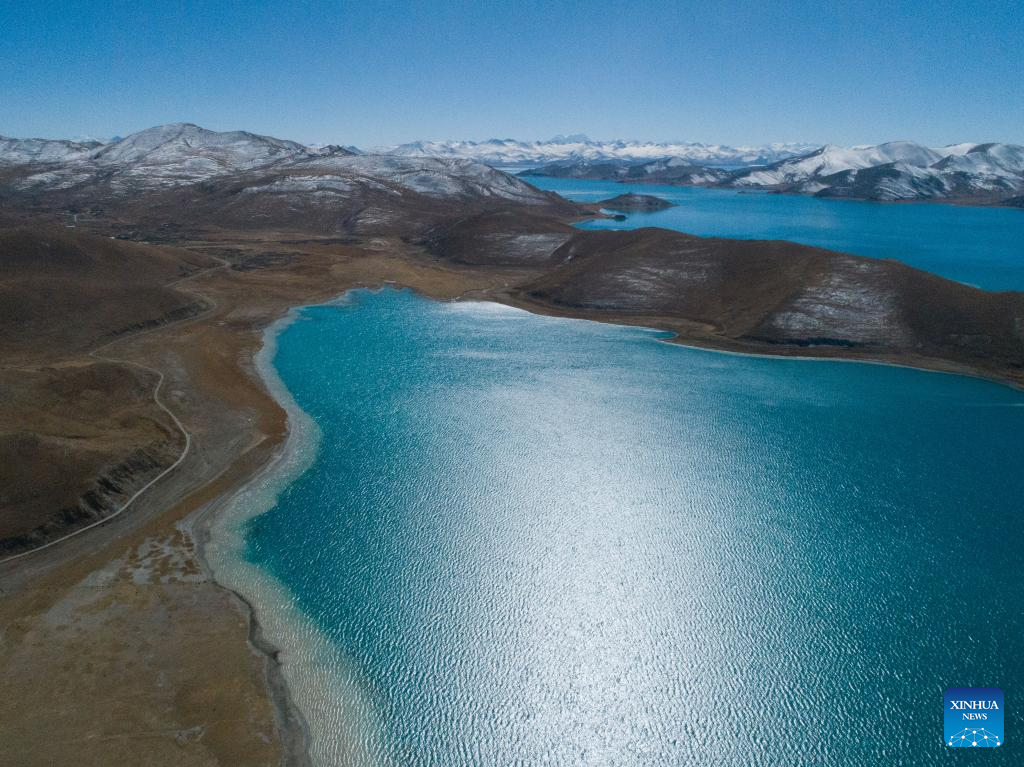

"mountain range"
[0, 123, 573, 237]
[1, 123, 354, 192]
[374, 135, 819, 167]
[4, 121, 1024, 562]
[731, 141, 1024, 201]
[522, 141, 1024, 204]
[3, 126, 1022, 213]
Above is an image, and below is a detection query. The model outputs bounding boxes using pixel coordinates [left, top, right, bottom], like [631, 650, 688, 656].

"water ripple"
[237, 289, 1023, 766]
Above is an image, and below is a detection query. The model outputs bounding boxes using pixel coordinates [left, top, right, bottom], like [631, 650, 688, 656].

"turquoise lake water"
[525, 176, 1024, 291]
[243, 288, 1023, 766]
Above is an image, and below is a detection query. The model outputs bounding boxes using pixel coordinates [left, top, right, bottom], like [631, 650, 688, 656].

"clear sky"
[2, 0, 1021, 148]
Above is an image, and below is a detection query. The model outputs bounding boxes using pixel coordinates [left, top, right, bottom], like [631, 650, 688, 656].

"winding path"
[0, 253, 229, 566]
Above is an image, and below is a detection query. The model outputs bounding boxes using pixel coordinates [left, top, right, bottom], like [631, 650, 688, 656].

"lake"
[526, 176, 1024, 291]
[215, 288, 1023, 766]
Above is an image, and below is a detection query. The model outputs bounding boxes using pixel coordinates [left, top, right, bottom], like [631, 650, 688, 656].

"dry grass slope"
[0, 228, 216, 554]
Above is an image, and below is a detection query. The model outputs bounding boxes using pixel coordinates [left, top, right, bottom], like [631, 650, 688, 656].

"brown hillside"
[0, 226, 215, 363]
[514, 227, 1024, 385]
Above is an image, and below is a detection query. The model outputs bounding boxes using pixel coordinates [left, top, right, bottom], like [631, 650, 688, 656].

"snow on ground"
[730, 141, 1024, 199]
[770, 261, 911, 344]
[378, 136, 818, 167]
[3, 124, 1020, 203]
[735, 142, 942, 186]
[0, 136, 100, 165]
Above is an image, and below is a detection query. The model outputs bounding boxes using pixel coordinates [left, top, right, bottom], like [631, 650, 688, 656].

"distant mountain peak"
[519, 138, 1024, 203]
[5, 125, 1020, 207]
[378, 136, 820, 167]
[0, 123, 563, 226]
[549, 133, 591, 144]
[731, 140, 1024, 201]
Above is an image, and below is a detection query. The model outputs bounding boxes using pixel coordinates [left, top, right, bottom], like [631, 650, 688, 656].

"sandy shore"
[196, 300, 400, 766]
[185, 307, 319, 767]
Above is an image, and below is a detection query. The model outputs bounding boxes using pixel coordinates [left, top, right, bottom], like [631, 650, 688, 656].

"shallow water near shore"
[526, 176, 1024, 291]
[228, 287, 1022, 766]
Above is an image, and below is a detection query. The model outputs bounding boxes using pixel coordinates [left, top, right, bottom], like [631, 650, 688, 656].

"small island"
[598, 193, 677, 212]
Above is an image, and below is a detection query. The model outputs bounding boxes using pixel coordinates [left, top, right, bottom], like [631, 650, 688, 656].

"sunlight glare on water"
[240, 289, 1024, 766]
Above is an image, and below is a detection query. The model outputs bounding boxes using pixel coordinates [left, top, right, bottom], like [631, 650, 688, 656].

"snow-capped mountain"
[730, 141, 1024, 200]
[4, 125, 1021, 207]
[0, 136, 103, 166]
[87, 123, 312, 167]
[519, 140, 1024, 203]
[241, 154, 555, 204]
[731, 142, 944, 188]
[0, 123, 573, 236]
[1, 123, 562, 206]
[521, 157, 731, 185]
[8, 123, 355, 192]
[932, 142, 1024, 177]
[2, 123, 552, 204]
[378, 136, 819, 167]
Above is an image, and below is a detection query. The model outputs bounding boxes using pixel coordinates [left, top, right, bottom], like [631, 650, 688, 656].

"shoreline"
[192, 297, 385, 767]
[191, 284, 1024, 767]
[4, 229, 1021, 764]
[185, 306, 317, 767]
[0, 238, 524, 766]
[526, 174, 1024, 210]
[492, 293, 1024, 393]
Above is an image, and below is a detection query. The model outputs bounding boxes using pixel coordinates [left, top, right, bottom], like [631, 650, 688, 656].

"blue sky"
[2, 0, 1021, 148]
